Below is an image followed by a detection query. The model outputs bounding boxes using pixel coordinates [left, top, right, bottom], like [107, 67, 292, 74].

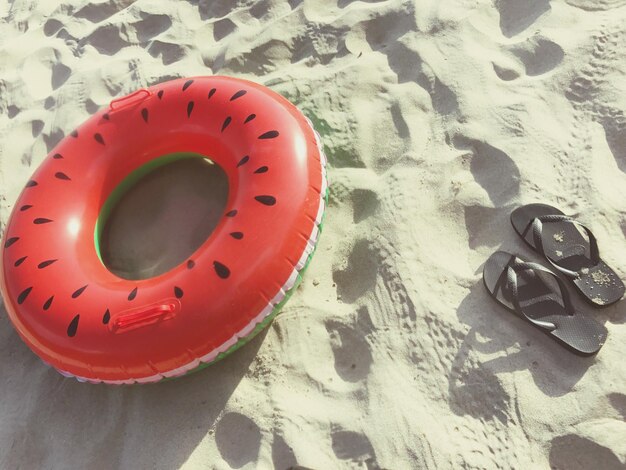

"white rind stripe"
[315, 198, 325, 225]
[55, 114, 328, 385]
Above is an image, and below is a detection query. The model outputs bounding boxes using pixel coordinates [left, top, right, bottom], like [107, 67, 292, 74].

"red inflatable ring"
[0, 76, 327, 384]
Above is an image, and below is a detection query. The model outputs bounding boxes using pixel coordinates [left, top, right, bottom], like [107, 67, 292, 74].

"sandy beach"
[1, 0, 625, 468]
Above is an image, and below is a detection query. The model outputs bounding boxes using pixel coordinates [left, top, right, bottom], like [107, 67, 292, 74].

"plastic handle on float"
[110, 300, 179, 334]
[109, 89, 152, 111]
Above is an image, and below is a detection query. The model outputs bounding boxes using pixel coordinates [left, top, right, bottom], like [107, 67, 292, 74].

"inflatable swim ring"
[0, 76, 327, 384]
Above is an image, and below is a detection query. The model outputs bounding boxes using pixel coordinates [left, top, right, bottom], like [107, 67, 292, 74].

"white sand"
[1, 0, 626, 468]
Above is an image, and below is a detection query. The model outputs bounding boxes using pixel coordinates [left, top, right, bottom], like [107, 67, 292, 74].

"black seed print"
[26, 180, 38, 187]
[141, 108, 149, 123]
[230, 90, 247, 101]
[255, 195, 276, 206]
[208, 88, 216, 99]
[221, 116, 231, 132]
[14, 256, 27, 267]
[183, 79, 194, 91]
[259, 130, 279, 139]
[244, 114, 256, 124]
[254, 166, 268, 174]
[225, 210, 238, 217]
[102, 309, 110, 324]
[187, 101, 194, 118]
[128, 287, 137, 301]
[103, 113, 110, 121]
[237, 155, 249, 167]
[52, 153, 63, 159]
[94, 133, 105, 145]
[187, 260, 195, 269]
[20, 205, 33, 211]
[17, 287, 32, 304]
[4, 237, 19, 248]
[55, 172, 71, 181]
[67, 315, 80, 337]
[43, 296, 54, 311]
[230, 232, 244, 239]
[34, 218, 53, 224]
[71, 130, 78, 138]
[213, 261, 230, 279]
[38, 259, 57, 269]
[174, 286, 183, 299]
[72, 285, 88, 298]
[157, 90, 164, 99]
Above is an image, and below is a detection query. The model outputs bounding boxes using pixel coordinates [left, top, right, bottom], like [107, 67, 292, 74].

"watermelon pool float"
[0, 76, 328, 384]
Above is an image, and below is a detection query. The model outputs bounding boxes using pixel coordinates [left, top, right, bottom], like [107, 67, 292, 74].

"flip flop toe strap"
[506, 260, 574, 331]
[530, 215, 600, 278]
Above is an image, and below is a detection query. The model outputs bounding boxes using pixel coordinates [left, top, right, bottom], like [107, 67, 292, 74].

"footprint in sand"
[43, 18, 64, 37]
[382, 40, 459, 116]
[549, 434, 623, 470]
[85, 99, 101, 115]
[213, 18, 236, 41]
[43, 128, 65, 153]
[362, 6, 416, 52]
[31, 120, 44, 138]
[8, 105, 20, 119]
[194, 0, 240, 21]
[287, 0, 303, 9]
[325, 317, 373, 382]
[463, 205, 513, 250]
[80, 24, 130, 55]
[147, 40, 186, 65]
[74, 0, 133, 23]
[448, 359, 511, 424]
[51, 61, 71, 90]
[333, 239, 379, 304]
[351, 188, 380, 224]
[132, 13, 172, 43]
[215, 412, 262, 468]
[495, 0, 551, 38]
[492, 36, 564, 81]
[224, 39, 292, 75]
[271, 432, 298, 469]
[452, 135, 520, 205]
[251, 0, 282, 20]
[608, 393, 626, 418]
[331, 427, 378, 468]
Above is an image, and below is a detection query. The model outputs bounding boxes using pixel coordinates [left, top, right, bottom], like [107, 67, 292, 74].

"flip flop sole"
[573, 261, 625, 306]
[511, 204, 624, 307]
[483, 251, 607, 356]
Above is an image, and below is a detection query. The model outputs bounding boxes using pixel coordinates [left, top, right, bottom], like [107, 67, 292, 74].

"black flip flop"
[511, 203, 624, 307]
[483, 251, 607, 356]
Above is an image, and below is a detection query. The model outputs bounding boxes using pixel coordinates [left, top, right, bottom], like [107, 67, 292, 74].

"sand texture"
[1, 0, 626, 468]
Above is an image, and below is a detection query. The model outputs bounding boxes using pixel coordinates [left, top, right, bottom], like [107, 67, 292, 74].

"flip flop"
[511, 203, 625, 307]
[483, 251, 607, 356]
